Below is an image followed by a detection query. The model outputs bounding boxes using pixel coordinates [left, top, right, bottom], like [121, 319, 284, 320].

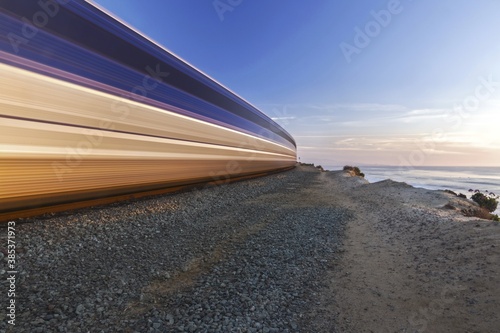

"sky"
[91, 0, 500, 167]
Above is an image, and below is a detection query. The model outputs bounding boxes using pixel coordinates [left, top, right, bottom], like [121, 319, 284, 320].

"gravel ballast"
[0, 165, 349, 332]
[3, 165, 498, 332]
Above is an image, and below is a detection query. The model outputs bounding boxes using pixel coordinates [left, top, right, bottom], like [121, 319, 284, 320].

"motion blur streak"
[0, 1, 296, 213]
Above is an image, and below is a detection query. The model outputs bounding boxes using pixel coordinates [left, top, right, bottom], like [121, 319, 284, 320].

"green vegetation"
[298, 162, 325, 171]
[471, 192, 498, 213]
[464, 191, 499, 221]
[445, 189, 498, 221]
[343, 165, 365, 177]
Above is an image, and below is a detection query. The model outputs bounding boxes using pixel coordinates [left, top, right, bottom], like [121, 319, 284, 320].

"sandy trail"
[308, 169, 500, 333]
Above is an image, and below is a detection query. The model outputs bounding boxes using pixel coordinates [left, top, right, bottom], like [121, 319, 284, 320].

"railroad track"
[0, 166, 294, 223]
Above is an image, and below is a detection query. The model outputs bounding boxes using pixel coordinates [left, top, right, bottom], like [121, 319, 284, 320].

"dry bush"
[343, 165, 365, 177]
[462, 207, 497, 220]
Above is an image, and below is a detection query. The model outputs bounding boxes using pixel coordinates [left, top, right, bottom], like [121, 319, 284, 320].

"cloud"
[395, 108, 447, 123]
[270, 116, 296, 121]
[294, 135, 345, 138]
[287, 104, 445, 126]
[267, 100, 499, 167]
[287, 103, 405, 112]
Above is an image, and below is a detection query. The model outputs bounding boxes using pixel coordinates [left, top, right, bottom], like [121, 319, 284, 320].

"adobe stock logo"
[7, 0, 70, 53]
[213, 0, 243, 22]
[339, 0, 404, 63]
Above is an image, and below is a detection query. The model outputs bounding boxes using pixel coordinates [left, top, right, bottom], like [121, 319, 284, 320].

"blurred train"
[0, 1, 296, 213]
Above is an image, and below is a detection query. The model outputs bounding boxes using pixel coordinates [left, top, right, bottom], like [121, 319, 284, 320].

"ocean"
[325, 166, 500, 215]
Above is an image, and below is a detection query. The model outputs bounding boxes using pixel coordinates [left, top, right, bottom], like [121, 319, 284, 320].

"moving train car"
[0, 1, 296, 213]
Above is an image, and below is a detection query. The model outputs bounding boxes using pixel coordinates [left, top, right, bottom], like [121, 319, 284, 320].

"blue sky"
[91, 0, 500, 166]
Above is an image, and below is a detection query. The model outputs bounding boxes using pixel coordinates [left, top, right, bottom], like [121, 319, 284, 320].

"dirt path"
[309, 170, 500, 333]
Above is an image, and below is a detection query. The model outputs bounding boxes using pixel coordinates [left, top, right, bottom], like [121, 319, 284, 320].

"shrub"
[461, 207, 497, 220]
[444, 189, 467, 199]
[476, 207, 495, 219]
[343, 165, 365, 177]
[471, 193, 498, 213]
[444, 189, 457, 196]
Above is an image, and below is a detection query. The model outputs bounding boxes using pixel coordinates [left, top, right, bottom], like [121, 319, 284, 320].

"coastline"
[329, 165, 500, 215]
[1, 164, 499, 332]
[309, 166, 500, 332]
